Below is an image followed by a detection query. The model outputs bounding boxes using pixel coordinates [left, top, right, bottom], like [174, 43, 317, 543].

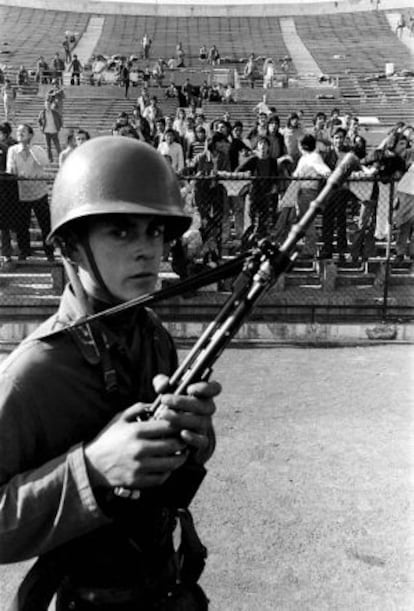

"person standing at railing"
[394, 162, 414, 262]
[320, 127, 353, 265]
[293, 134, 331, 261]
[6, 123, 54, 261]
[187, 132, 231, 257]
[236, 135, 280, 238]
[0, 122, 19, 265]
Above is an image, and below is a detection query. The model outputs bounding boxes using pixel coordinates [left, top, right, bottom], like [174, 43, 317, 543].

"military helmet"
[48, 136, 191, 243]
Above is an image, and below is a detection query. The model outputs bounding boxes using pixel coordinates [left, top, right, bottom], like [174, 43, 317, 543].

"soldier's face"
[79, 214, 165, 302]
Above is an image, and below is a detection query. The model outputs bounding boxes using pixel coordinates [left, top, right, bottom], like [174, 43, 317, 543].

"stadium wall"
[0, 0, 413, 17]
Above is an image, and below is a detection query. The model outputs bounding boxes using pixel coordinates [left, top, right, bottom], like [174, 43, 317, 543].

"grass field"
[0, 345, 413, 610]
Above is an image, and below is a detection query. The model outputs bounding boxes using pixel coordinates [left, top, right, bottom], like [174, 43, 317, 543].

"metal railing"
[0, 174, 412, 322]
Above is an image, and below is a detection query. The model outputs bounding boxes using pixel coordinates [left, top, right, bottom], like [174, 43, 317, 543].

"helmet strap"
[80, 235, 120, 305]
[61, 256, 93, 317]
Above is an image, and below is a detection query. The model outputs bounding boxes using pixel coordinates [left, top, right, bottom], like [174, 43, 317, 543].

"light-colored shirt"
[44, 109, 58, 134]
[293, 150, 331, 190]
[157, 141, 184, 172]
[7, 143, 49, 201]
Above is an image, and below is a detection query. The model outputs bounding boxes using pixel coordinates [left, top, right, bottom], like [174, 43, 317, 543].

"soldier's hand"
[84, 403, 188, 490]
[152, 374, 221, 464]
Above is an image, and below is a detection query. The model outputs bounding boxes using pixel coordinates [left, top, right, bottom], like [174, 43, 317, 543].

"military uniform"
[0, 287, 208, 609]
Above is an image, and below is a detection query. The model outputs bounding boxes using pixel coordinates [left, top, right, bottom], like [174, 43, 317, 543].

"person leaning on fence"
[0, 137, 220, 611]
[186, 131, 231, 257]
[6, 123, 55, 261]
[16, 65, 29, 87]
[0, 122, 19, 264]
[394, 161, 414, 262]
[293, 134, 331, 260]
[236, 135, 280, 239]
[319, 127, 354, 265]
[350, 132, 410, 264]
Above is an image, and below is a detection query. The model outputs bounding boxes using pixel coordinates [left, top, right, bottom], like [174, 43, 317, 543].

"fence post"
[381, 180, 395, 321]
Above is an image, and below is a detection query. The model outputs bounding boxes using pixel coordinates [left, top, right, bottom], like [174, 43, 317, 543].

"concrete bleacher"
[0, 4, 89, 76]
[294, 10, 412, 76]
[96, 14, 296, 71]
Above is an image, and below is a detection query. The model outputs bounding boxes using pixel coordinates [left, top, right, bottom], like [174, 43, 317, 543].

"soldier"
[0, 137, 220, 610]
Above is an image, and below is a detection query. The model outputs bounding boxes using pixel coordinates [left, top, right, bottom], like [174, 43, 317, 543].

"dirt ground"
[0, 345, 413, 610]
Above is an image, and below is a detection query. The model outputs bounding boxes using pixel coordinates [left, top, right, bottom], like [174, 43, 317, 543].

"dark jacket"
[38, 108, 63, 133]
[0, 286, 203, 592]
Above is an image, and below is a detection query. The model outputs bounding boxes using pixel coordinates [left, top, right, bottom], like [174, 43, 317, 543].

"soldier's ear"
[54, 231, 83, 264]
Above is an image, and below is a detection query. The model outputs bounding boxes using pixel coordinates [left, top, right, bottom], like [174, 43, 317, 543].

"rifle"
[112, 152, 361, 502]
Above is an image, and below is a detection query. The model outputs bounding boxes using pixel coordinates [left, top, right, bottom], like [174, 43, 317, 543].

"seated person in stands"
[111, 111, 129, 134]
[182, 78, 194, 107]
[200, 81, 210, 101]
[208, 83, 222, 102]
[208, 45, 220, 66]
[16, 66, 29, 87]
[223, 84, 236, 104]
[199, 45, 208, 63]
[252, 94, 272, 117]
[152, 59, 165, 87]
[165, 81, 179, 98]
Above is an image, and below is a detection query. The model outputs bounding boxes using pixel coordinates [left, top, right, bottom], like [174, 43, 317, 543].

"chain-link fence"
[0, 174, 413, 321]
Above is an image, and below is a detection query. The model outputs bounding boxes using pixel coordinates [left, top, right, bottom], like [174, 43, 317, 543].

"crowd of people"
[103, 97, 414, 270]
[0, 91, 413, 271]
[1, 61, 413, 272]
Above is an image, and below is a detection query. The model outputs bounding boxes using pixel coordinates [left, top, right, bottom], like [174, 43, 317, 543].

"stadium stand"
[0, 1, 413, 326]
